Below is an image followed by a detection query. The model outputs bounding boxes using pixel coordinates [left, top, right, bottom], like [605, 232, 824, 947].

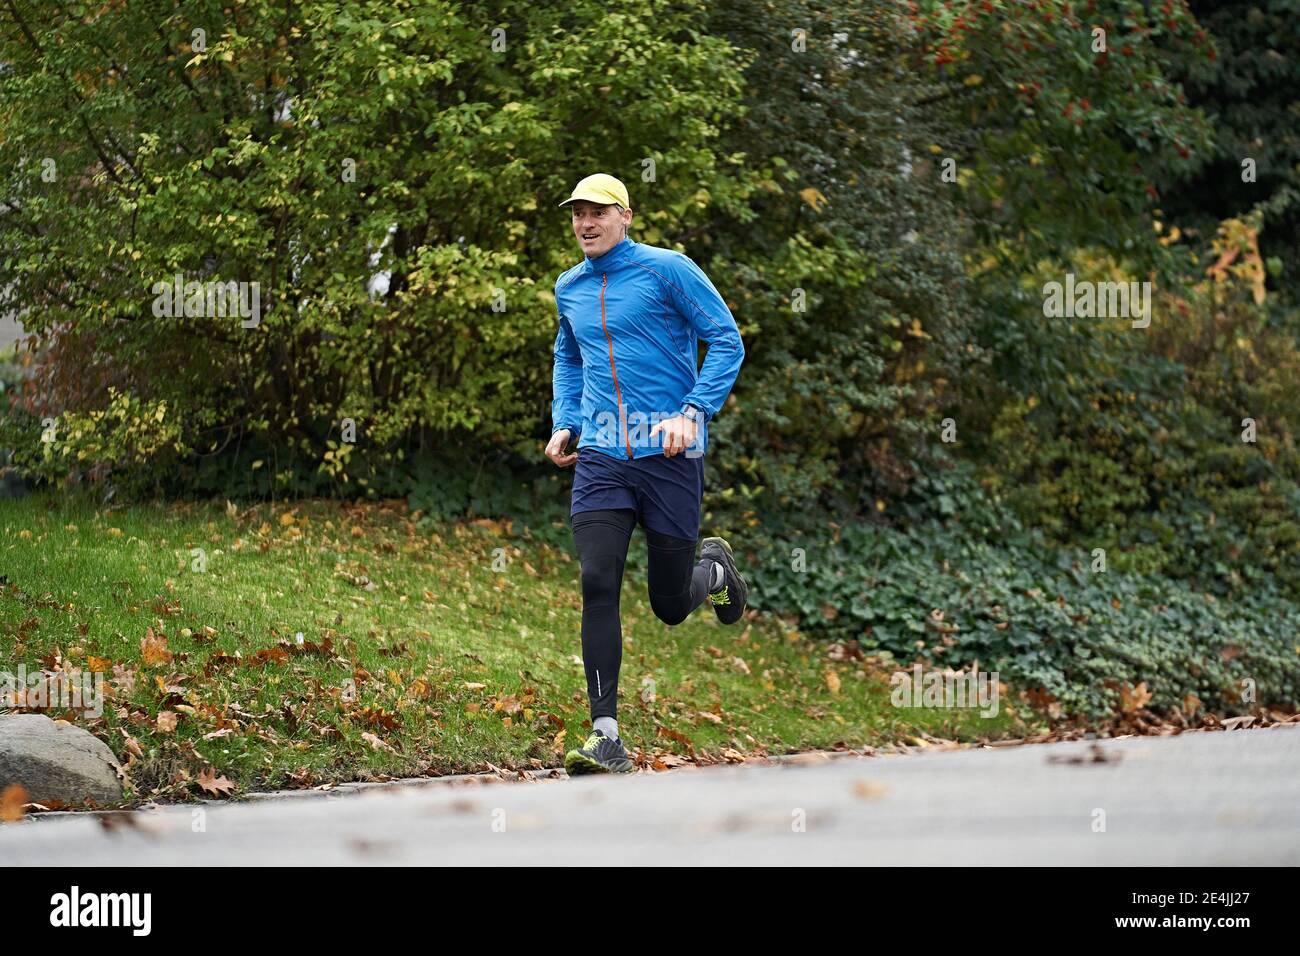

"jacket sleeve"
[664, 252, 745, 421]
[551, 304, 584, 437]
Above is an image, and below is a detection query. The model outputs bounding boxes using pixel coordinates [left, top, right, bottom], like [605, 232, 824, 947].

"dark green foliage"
[747, 460, 1298, 719]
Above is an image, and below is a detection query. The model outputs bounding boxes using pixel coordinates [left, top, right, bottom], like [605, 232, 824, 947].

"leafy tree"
[696, 0, 972, 534]
[0, 0, 754, 493]
[1159, 0, 1300, 302]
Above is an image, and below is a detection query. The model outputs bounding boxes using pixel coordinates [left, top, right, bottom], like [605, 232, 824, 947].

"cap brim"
[558, 192, 620, 208]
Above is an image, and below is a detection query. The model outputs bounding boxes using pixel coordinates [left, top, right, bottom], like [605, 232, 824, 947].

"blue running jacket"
[551, 236, 745, 460]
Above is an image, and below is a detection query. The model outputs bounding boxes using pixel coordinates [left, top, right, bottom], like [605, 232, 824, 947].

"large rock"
[0, 714, 123, 807]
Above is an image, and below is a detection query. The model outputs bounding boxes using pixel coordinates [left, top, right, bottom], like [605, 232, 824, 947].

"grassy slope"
[0, 494, 1029, 806]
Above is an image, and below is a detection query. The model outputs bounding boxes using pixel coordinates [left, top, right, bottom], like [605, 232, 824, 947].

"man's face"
[570, 200, 631, 259]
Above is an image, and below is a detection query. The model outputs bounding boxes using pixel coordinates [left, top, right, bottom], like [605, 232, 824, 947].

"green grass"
[0, 493, 1031, 806]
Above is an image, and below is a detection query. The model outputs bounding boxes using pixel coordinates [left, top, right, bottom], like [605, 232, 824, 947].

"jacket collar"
[580, 235, 636, 275]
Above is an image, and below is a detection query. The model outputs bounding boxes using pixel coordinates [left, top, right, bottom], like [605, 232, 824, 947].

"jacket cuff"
[679, 403, 711, 424]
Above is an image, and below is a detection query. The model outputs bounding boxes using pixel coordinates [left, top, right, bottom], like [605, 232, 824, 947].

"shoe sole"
[564, 749, 633, 775]
[701, 536, 747, 625]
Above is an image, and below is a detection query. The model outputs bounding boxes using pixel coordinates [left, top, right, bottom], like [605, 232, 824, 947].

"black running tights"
[571, 508, 714, 720]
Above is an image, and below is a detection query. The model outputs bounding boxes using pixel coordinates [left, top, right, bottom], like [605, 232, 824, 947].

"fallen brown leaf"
[140, 627, 173, 667]
[852, 779, 889, 799]
[361, 731, 396, 753]
[1119, 681, 1153, 715]
[196, 767, 235, 797]
[1, 784, 29, 822]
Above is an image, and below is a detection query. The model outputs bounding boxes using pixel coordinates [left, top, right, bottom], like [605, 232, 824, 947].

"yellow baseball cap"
[558, 173, 630, 209]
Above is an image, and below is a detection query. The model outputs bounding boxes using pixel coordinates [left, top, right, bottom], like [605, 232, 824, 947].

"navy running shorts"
[570, 447, 704, 541]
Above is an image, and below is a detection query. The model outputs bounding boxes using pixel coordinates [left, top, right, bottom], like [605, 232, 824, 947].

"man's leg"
[628, 450, 716, 625]
[645, 529, 716, 626]
[571, 508, 636, 728]
[633, 453, 748, 627]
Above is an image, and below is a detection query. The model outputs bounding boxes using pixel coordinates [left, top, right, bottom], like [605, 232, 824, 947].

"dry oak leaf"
[196, 768, 235, 797]
[156, 710, 178, 733]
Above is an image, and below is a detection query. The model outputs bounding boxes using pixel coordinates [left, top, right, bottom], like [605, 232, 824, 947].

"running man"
[545, 173, 748, 774]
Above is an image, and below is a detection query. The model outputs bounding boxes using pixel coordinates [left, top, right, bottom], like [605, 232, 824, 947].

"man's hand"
[649, 415, 699, 457]
[545, 429, 578, 467]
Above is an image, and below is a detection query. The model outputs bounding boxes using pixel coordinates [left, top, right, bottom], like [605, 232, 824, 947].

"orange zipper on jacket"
[598, 272, 633, 459]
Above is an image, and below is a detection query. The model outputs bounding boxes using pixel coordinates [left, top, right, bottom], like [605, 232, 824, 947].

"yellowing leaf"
[798, 187, 827, 213]
[140, 628, 173, 666]
[1, 784, 29, 822]
[1119, 681, 1153, 714]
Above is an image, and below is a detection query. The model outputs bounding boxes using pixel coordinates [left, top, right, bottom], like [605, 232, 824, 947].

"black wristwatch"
[679, 404, 707, 425]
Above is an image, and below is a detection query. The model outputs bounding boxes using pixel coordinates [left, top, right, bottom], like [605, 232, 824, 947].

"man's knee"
[580, 554, 624, 608]
[649, 590, 690, 626]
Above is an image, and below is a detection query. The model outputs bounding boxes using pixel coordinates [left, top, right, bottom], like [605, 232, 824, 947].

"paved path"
[3, 727, 1296, 865]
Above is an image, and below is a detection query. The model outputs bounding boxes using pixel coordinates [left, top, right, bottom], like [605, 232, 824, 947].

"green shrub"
[746, 460, 1299, 719]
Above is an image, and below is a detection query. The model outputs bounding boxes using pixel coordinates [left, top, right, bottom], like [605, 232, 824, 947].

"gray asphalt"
[3, 726, 1297, 865]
